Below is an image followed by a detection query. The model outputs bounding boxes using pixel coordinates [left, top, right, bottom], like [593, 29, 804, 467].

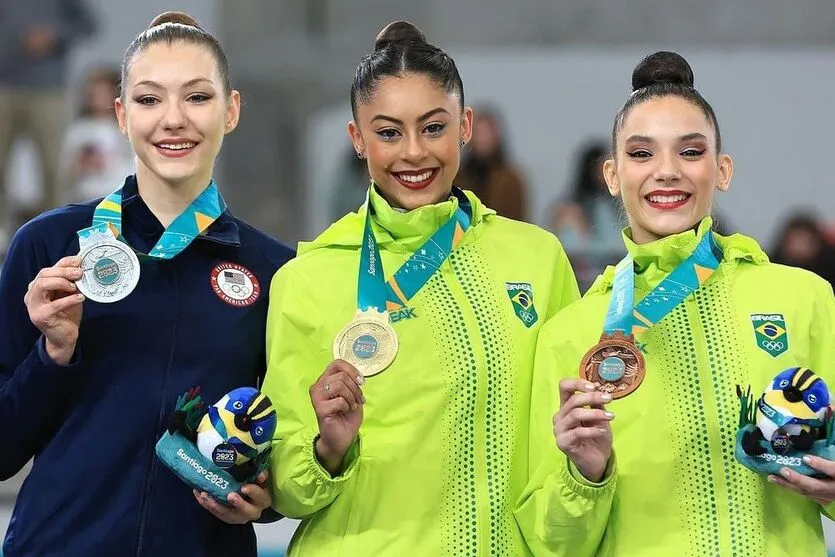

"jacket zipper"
[136, 268, 179, 556]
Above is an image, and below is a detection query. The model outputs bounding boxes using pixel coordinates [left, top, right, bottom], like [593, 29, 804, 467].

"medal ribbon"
[77, 181, 227, 260]
[357, 188, 472, 313]
[604, 231, 723, 336]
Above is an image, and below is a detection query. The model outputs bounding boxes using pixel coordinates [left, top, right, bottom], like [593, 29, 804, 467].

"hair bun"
[631, 51, 694, 91]
[374, 21, 426, 51]
[148, 11, 201, 30]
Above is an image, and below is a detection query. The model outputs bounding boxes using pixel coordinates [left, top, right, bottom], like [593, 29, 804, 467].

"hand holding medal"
[24, 255, 86, 365]
[310, 360, 366, 475]
[554, 378, 615, 482]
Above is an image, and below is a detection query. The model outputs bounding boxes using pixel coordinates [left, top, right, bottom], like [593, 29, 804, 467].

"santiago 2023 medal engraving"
[580, 332, 646, 399]
[333, 309, 398, 377]
[76, 231, 140, 303]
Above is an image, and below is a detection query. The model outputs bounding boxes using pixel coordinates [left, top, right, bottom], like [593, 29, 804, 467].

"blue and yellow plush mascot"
[155, 387, 277, 503]
[736, 367, 835, 477]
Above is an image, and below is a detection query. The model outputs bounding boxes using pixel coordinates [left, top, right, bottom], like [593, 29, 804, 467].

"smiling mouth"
[392, 168, 439, 190]
[154, 141, 198, 158]
[644, 192, 692, 210]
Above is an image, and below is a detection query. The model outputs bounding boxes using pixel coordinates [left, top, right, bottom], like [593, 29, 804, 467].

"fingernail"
[356, 375, 365, 385]
[601, 394, 612, 402]
[361, 396, 367, 404]
[585, 383, 595, 391]
[77, 293, 85, 299]
[605, 411, 615, 419]
[803, 455, 812, 464]
[768, 475, 778, 484]
[780, 468, 792, 479]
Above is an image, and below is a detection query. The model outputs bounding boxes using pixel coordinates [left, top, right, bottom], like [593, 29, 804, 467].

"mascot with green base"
[736, 367, 835, 478]
[156, 387, 277, 503]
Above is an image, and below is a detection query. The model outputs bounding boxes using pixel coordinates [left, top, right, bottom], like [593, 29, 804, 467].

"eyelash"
[133, 93, 212, 106]
[375, 122, 448, 140]
[626, 148, 706, 159]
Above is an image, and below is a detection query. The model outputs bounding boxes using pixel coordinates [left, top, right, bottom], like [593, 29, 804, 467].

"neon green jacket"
[263, 188, 580, 556]
[516, 218, 835, 557]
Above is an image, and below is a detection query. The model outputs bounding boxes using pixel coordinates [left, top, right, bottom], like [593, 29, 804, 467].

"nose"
[653, 151, 681, 183]
[401, 133, 429, 164]
[162, 99, 186, 131]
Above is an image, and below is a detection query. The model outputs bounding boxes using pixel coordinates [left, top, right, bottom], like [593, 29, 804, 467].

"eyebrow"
[625, 132, 709, 143]
[133, 78, 214, 89]
[370, 107, 451, 126]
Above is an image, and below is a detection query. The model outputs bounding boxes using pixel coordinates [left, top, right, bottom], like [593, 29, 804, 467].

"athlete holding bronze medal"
[518, 52, 835, 557]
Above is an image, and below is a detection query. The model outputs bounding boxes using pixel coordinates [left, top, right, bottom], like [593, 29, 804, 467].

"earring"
[460, 139, 466, 148]
[356, 150, 365, 159]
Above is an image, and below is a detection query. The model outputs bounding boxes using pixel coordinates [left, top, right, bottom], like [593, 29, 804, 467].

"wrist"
[315, 436, 348, 476]
[45, 339, 75, 366]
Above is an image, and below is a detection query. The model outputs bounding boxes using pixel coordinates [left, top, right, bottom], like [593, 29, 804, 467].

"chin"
[645, 216, 702, 239]
[395, 187, 451, 211]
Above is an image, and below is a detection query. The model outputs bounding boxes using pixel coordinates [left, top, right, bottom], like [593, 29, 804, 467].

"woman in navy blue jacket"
[0, 11, 293, 557]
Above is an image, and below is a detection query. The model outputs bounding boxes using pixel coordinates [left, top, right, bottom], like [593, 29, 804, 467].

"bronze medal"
[579, 331, 646, 399]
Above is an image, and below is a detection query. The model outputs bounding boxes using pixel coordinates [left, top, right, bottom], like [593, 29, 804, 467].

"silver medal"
[76, 230, 140, 303]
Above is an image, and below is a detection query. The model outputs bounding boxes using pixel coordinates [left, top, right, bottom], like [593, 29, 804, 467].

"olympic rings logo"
[519, 310, 535, 324]
[761, 340, 784, 351]
[229, 284, 251, 297]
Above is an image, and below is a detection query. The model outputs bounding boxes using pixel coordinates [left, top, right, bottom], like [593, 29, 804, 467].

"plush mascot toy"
[736, 367, 835, 477]
[156, 387, 277, 503]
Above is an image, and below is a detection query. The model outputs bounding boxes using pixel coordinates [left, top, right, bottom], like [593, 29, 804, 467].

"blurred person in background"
[263, 21, 579, 557]
[60, 66, 134, 203]
[0, 12, 291, 557]
[0, 0, 96, 251]
[771, 212, 835, 289]
[329, 144, 370, 221]
[456, 104, 528, 221]
[547, 141, 623, 292]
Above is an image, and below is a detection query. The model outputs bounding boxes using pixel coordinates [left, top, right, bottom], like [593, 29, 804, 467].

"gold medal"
[579, 332, 646, 399]
[333, 309, 399, 377]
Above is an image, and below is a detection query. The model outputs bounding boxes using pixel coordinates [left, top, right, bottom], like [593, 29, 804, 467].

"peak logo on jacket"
[506, 282, 538, 327]
[211, 262, 261, 307]
[751, 313, 789, 357]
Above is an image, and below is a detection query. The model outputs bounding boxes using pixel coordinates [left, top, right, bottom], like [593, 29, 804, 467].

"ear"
[347, 120, 364, 155]
[603, 157, 620, 197]
[460, 106, 474, 145]
[114, 97, 127, 136]
[224, 90, 241, 134]
[716, 153, 734, 192]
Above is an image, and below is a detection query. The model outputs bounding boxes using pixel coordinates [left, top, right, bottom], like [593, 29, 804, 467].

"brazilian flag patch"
[506, 282, 538, 328]
[751, 313, 788, 357]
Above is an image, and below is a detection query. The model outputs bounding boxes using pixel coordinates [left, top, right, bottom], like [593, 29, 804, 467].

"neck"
[135, 165, 212, 227]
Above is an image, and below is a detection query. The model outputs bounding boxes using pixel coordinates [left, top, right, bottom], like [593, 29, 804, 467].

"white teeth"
[647, 194, 688, 203]
[398, 170, 433, 183]
[158, 142, 195, 150]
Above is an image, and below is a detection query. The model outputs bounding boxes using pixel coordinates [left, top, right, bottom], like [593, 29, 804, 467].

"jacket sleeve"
[545, 238, 581, 320]
[262, 264, 361, 519]
[808, 280, 835, 520]
[0, 224, 83, 480]
[515, 319, 615, 556]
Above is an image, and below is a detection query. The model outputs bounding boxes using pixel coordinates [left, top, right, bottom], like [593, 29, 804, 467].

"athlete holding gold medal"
[263, 21, 580, 557]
